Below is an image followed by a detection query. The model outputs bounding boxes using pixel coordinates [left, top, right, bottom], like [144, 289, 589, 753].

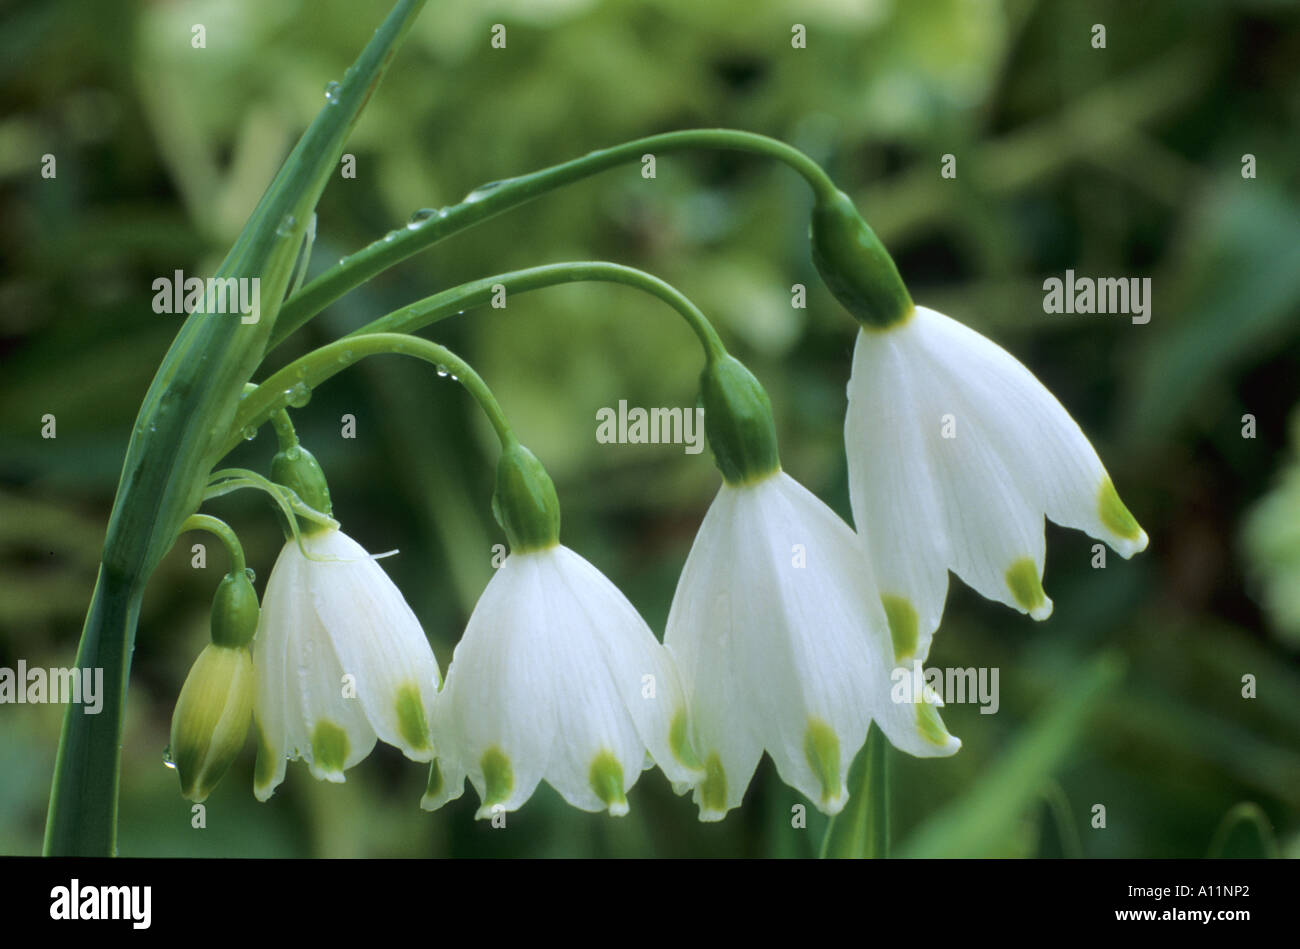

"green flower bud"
[492, 443, 561, 553]
[809, 188, 913, 330]
[271, 443, 332, 520]
[210, 570, 259, 648]
[699, 355, 780, 485]
[169, 643, 255, 803]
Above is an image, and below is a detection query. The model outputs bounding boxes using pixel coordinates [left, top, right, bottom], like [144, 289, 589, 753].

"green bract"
[492, 443, 561, 552]
[810, 189, 914, 331]
[699, 355, 780, 485]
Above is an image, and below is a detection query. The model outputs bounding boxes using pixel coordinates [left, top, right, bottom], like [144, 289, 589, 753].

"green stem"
[228, 333, 516, 457]
[269, 408, 299, 450]
[43, 0, 427, 856]
[272, 129, 838, 346]
[179, 514, 247, 576]
[334, 261, 728, 361]
[820, 724, 890, 858]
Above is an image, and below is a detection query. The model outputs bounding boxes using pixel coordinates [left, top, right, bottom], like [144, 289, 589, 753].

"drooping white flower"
[845, 306, 1148, 663]
[664, 469, 960, 822]
[422, 544, 703, 819]
[252, 526, 440, 801]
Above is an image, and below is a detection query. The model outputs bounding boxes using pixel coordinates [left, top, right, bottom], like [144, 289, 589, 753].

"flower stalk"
[272, 130, 840, 346]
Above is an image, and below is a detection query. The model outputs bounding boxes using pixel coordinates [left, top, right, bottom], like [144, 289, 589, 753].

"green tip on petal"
[481, 746, 514, 807]
[310, 720, 350, 778]
[698, 752, 728, 820]
[394, 683, 432, 754]
[425, 759, 443, 798]
[589, 751, 629, 816]
[1005, 557, 1053, 620]
[803, 718, 842, 806]
[253, 722, 278, 801]
[880, 594, 920, 663]
[1098, 476, 1147, 552]
[669, 708, 703, 771]
[916, 700, 953, 747]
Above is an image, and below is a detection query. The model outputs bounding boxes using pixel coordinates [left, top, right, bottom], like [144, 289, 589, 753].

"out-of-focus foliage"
[1, 0, 1297, 857]
[1243, 410, 1300, 647]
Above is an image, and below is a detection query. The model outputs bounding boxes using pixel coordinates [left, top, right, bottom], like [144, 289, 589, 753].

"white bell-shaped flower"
[664, 470, 960, 822]
[845, 306, 1148, 663]
[422, 544, 703, 819]
[252, 526, 441, 801]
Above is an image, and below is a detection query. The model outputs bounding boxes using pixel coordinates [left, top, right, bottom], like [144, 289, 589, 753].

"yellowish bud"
[169, 643, 254, 802]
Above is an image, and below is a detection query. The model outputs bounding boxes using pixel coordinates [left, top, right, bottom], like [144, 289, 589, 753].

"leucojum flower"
[811, 188, 1149, 664]
[665, 354, 960, 821]
[252, 443, 441, 800]
[422, 442, 704, 818]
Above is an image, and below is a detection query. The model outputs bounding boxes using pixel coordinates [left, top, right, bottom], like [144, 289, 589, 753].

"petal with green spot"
[881, 594, 920, 662]
[588, 751, 628, 815]
[803, 718, 842, 804]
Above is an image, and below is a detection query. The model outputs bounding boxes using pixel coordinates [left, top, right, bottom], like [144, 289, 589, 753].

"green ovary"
[1098, 477, 1142, 540]
[1005, 558, 1046, 612]
[880, 594, 919, 662]
[481, 746, 514, 805]
[311, 720, 350, 773]
[588, 751, 627, 811]
[394, 683, 431, 752]
[803, 719, 841, 804]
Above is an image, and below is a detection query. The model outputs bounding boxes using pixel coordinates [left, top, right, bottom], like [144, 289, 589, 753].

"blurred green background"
[2, 0, 1298, 857]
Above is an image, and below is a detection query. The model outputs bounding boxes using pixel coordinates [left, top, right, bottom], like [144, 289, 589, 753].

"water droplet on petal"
[324, 80, 341, 103]
[242, 425, 258, 441]
[276, 214, 296, 237]
[162, 746, 176, 770]
[244, 566, 256, 583]
[435, 364, 449, 378]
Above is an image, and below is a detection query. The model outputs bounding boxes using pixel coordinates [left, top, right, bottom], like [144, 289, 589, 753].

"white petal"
[732, 474, 878, 814]
[252, 539, 299, 801]
[535, 617, 644, 816]
[669, 473, 960, 819]
[436, 553, 555, 818]
[287, 595, 377, 782]
[913, 361, 1053, 621]
[304, 529, 441, 762]
[420, 750, 466, 812]
[911, 307, 1148, 558]
[846, 326, 950, 661]
[665, 487, 764, 820]
[546, 546, 704, 794]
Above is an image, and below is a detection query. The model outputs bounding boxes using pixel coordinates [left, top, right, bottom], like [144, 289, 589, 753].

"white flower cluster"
[248, 305, 1144, 821]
